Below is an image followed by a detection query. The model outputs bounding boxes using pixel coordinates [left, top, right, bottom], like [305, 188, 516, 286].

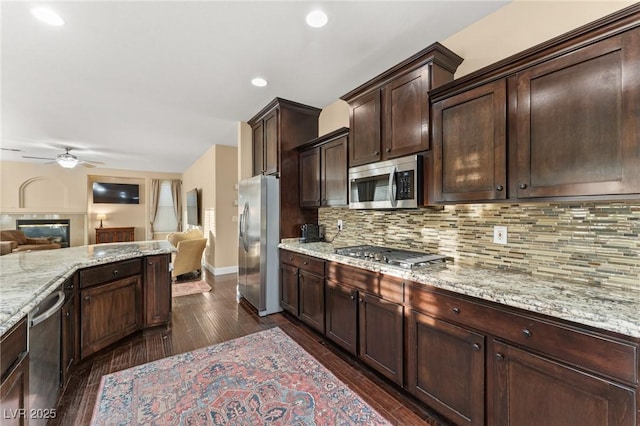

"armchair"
[166, 229, 207, 279]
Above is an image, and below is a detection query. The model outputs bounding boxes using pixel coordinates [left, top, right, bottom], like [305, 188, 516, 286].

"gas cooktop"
[334, 245, 452, 270]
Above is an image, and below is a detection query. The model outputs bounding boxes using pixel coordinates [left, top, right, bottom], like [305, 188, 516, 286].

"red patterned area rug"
[91, 327, 391, 425]
[172, 279, 211, 297]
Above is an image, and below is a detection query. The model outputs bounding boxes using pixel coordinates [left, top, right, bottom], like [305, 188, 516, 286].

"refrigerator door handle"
[241, 202, 249, 252]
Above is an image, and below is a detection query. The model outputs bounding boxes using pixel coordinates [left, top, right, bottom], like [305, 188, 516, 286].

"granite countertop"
[0, 241, 175, 337]
[279, 240, 640, 339]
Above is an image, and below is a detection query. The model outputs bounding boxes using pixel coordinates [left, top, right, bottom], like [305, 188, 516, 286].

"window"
[153, 181, 178, 232]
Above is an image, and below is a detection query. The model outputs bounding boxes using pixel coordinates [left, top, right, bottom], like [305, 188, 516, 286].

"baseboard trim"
[203, 263, 238, 276]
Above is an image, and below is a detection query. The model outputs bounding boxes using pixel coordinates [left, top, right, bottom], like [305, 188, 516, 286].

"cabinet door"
[144, 254, 171, 327]
[252, 121, 264, 176]
[349, 90, 381, 166]
[490, 340, 636, 426]
[80, 276, 142, 359]
[321, 136, 348, 206]
[299, 147, 320, 207]
[358, 292, 403, 385]
[325, 280, 358, 355]
[0, 354, 28, 426]
[432, 79, 507, 202]
[263, 110, 279, 175]
[280, 263, 299, 316]
[299, 270, 325, 333]
[407, 310, 485, 426]
[516, 31, 640, 198]
[61, 296, 76, 387]
[383, 65, 430, 158]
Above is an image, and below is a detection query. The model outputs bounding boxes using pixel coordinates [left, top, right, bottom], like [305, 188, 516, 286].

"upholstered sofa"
[166, 229, 207, 279]
[0, 230, 62, 254]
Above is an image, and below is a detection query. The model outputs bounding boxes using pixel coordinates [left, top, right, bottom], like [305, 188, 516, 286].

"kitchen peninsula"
[0, 241, 174, 421]
[279, 239, 640, 426]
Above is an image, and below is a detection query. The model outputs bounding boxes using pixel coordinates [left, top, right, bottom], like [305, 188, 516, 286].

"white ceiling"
[1, 1, 508, 173]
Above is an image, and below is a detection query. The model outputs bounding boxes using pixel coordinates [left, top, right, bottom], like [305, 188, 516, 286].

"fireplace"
[16, 219, 71, 248]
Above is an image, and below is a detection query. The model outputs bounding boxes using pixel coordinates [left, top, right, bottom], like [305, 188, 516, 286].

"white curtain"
[148, 179, 161, 239]
[170, 180, 183, 231]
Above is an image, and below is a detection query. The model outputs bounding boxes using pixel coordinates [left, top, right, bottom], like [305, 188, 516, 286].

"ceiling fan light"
[56, 154, 78, 168]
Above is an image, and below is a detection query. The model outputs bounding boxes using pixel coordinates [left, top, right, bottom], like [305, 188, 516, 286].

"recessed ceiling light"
[251, 78, 268, 87]
[306, 10, 328, 28]
[31, 6, 65, 27]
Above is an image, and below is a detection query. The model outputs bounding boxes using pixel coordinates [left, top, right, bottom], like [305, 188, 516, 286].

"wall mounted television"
[93, 182, 140, 204]
[186, 188, 200, 226]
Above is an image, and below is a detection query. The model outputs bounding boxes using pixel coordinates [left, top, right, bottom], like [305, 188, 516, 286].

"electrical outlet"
[493, 226, 508, 244]
[337, 219, 343, 231]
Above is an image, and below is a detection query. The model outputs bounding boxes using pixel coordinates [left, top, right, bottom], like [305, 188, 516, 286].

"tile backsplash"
[319, 203, 640, 291]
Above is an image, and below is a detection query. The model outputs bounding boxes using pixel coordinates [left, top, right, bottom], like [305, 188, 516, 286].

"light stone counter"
[0, 241, 175, 337]
[279, 240, 640, 339]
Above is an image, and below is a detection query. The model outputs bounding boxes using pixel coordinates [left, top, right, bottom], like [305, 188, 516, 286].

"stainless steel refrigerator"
[237, 175, 281, 316]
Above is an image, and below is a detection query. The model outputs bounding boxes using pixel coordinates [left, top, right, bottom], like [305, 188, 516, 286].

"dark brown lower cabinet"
[280, 263, 299, 316]
[490, 340, 636, 426]
[407, 310, 485, 425]
[325, 280, 358, 355]
[144, 254, 171, 327]
[359, 292, 404, 386]
[61, 295, 76, 387]
[80, 276, 142, 359]
[0, 355, 28, 426]
[299, 270, 325, 333]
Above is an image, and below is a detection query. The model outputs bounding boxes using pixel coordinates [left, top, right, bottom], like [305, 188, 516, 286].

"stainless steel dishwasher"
[28, 285, 65, 426]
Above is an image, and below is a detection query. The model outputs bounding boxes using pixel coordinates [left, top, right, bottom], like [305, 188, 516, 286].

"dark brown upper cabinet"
[298, 127, 349, 208]
[430, 5, 640, 203]
[515, 30, 640, 199]
[248, 98, 321, 238]
[432, 79, 507, 202]
[342, 43, 463, 167]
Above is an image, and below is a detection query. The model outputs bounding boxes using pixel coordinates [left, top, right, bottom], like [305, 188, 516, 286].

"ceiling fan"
[22, 146, 104, 169]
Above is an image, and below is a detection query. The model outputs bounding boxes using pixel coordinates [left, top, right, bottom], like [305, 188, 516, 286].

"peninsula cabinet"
[0, 318, 28, 426]
[342, 43, 463, 167]
[248, 98, 321, 238]
[298, 127, 349, 208]
[61, 277, 77, 387]
[325, 280, 358, 355]
[143, 254, 171, 327]
[430, 5, 640, 203]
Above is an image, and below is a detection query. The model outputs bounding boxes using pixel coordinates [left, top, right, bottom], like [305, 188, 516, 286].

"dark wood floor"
[53, 271, 448, 425]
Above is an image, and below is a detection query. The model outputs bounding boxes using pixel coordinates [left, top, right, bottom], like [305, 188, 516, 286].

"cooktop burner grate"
[334, 245, 452, 270]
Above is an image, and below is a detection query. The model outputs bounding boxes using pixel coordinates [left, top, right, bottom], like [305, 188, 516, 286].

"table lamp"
[97, 213, 106, 228]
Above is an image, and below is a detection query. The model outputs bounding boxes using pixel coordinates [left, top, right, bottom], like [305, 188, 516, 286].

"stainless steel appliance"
[237, 175, 282, 316]
[28, 285, 65, 426]
[349, 155, 422, 209]
[335, 245, 452, 270]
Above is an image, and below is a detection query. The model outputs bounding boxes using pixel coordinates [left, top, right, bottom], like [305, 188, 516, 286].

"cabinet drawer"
[79, 259, 142, 288]
[379, 275, 404, 304]
[280, 250, 324, 276]
[326, 261, 377, 294]
[406, 283, 638, 384]
[0, 318, 27, 382]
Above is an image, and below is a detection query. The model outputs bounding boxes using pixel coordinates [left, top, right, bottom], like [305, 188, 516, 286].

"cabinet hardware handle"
[386, 148, 391, 153]
[113, 270, 119, 275]
[522, 329, 532, 338]
[359, 298, 363, 303]
[495, 185, 504, 191]
[452, 307, 460, 314]
[303, 261, 308, 265]
[84, 296, 91, 301]
[374, 151, 380, 156]
[289, 257, 293, 261]
[519, 183, 528, 189]
[472, 343, 481, 351]
[495, 353, 504, 360]
[350, 295, 356, 301]
[66, 311, 71, 318]
[148, 261, 153, 265]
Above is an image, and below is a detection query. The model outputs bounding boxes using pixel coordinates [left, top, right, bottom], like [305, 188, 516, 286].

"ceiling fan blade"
[84, 160, 105, 165]
[1, 147, 23, 152]
[22, 155, 56, 160]
[80, 162, 96, 168]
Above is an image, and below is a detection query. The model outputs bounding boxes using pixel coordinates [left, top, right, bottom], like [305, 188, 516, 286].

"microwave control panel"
[396, 170, 414, 200]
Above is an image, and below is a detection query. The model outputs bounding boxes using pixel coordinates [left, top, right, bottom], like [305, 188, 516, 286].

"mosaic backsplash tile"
[318, 203, 640, 291]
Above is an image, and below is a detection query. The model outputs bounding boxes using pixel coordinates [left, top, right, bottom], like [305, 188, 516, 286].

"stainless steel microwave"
[349, 155, 422, 209]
